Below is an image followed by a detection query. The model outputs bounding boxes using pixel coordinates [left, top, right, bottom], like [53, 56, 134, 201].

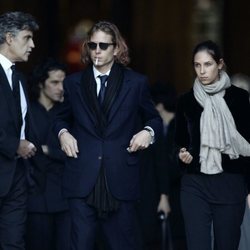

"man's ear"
[113, 45, 119, 57]
[5, 32, 13, 45]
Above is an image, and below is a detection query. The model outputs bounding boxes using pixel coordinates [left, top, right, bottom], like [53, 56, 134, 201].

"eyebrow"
[194, 60, 213, 64]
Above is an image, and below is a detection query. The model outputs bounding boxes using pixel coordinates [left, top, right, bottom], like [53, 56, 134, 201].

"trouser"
[26, 211, 71, 250]
[181, 189, 245, 250]
[69, 198, 138, 250]
[0, 161, 27, 250]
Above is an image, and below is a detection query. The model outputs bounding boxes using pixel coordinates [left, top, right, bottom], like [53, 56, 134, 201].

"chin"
[21, 57, 29, 62]
[199, 79, 212, 85]
[203, 82, 215, 86]
[96, 63, 103, 68]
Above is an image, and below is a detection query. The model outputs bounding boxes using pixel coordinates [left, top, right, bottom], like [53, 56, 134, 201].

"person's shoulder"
[176, 89, 196, 111]
[227, 84, 249, 98]
[30, 100, 40, 110]
[178, 88, 194, 102]
[30, 100, 44, 115]
[63, 71, 84, 89]
[124, 67, 147, 80]
[65, 71, 83, 82]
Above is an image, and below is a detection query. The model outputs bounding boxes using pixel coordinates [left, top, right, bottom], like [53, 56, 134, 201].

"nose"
[58, 82, 64, 92]
[200, 65, 205, 74]
[30, 39, 35, 48]
[95, 44, 101, 53]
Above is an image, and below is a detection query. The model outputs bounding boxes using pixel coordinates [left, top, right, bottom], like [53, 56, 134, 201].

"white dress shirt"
[0, 53, 27, 139]
[93, 66, 111, 95]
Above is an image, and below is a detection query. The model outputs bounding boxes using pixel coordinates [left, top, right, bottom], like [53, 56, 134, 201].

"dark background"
[1, 0, 250, 93]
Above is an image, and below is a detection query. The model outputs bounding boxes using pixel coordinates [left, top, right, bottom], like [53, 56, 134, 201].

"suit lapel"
[78, 67, 105, 130]
[77, 64, 131, 132]
[0, 65, 20, 131]
[19, 74, 31, 135]
[102, 63, 124, 117]
[107, 74, 131, 122]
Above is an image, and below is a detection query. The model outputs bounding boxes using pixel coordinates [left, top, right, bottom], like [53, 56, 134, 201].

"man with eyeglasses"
[54, 20, 162, 250]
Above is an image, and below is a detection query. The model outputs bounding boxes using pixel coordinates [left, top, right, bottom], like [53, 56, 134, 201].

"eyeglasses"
[87, 42, 116, 51]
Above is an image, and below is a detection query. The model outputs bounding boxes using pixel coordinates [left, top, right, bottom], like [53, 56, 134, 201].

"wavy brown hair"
[81, 21, 130, 66]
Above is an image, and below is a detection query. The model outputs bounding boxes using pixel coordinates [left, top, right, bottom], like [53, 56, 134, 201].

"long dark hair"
[81, 21, 130, 66]
[29, 58, 67, 101]
[192, 40, 223, 66]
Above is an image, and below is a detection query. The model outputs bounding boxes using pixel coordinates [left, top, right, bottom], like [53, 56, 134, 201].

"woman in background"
[175, 40, 250, 250]
[231, 73, 250, 250]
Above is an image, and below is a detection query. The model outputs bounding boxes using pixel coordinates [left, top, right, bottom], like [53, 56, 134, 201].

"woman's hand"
[179, 147, 193, 164]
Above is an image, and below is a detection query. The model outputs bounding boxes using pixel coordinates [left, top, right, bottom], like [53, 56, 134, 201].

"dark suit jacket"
[54, 64, 162, 201]
[175, 85, 250, 175]
[0, 64, 45, 197]
[28, 102, 68, 213]
[0, 64, 27, 197]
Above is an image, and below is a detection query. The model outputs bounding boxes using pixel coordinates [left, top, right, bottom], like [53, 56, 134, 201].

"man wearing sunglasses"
[54, 20, 162, 250]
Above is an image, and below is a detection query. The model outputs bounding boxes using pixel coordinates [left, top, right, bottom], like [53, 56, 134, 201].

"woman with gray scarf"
[175, 40, 250, 250]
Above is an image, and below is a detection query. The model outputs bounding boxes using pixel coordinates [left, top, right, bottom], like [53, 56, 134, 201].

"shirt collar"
[0, 53, 14, 71]
[93, 65, 111, 80]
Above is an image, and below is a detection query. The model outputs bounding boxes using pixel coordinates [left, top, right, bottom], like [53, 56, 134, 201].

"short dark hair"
[192, 40, 223, 65]
[29, 58, 67, 101]
[0, 11, 39, 45]
[81, 21, 130, 66]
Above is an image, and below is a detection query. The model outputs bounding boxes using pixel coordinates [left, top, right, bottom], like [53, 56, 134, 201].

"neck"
[94, 61, 114, 74]
[0, 47, 15, 63]
[38, 95, 54, 111]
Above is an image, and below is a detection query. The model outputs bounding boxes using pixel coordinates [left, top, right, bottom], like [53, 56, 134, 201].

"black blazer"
[54, 64, 162, 200]
[175, 85, 250, 175]
[0, 64, 45, 197]
[28, 102, 68, 213]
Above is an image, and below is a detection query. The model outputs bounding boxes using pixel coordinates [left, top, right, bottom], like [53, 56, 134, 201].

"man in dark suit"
[26, 58, 71, 250]
[0, 11, 39, 249]
[54, 21, 162, 250]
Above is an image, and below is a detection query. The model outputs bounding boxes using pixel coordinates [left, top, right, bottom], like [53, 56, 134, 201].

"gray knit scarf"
[193, 70, 250, 174]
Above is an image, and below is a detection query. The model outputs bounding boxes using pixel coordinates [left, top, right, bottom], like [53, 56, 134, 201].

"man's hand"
[128, 130, 152, 152]
[59, 131, 79, 158]
[17, 140, 37, 159]
[179, 147, 193, 164]
[157, 194, 171, 216]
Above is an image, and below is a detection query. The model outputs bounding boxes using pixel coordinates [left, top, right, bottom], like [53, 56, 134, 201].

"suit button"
[98, 156, 102, 160]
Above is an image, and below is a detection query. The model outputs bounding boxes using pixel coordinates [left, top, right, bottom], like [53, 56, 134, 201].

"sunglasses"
[87, 42, 116, 51]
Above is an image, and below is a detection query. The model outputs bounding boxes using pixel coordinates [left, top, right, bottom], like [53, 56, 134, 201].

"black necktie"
[98, 75, 108, 105]
[11, 65, 22, 131]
